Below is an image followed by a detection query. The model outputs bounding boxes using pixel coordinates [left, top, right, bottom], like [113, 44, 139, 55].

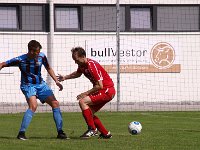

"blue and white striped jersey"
[6, 52, 49, 84]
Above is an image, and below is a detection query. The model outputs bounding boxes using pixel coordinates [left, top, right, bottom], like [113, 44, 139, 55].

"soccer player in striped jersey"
[57, 47, 115, 139]
[0, 40, 68, 140]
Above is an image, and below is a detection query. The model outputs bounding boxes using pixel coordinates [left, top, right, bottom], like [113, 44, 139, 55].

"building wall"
[0, 0, 200, 4]
[0, 32, 200, 104]
[0, 0, 200, 105]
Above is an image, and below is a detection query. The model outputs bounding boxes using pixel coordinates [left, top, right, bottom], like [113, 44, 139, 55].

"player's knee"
[79, 99, 85, 106]
[51, 100, 59, 108]
[79, 98, 92, 107]
[29, 105, 37, 112]
[79, 99, 83, 105]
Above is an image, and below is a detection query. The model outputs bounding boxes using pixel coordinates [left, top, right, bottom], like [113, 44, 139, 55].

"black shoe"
[57, 130, 69, 139]
[17, 131, 27, 140]
[80, 129, 96, 139]
[98, 131, 112, 139]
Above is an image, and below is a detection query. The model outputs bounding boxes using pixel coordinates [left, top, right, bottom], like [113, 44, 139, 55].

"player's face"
[72, 53, 85, 66]
[29, 47, 40, 58]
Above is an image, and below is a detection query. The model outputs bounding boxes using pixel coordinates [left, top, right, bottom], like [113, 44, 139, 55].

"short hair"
[71, 47, 86, 57]
[28, 40, 42, 51]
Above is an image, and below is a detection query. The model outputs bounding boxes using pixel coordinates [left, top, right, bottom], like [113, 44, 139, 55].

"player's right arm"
[57, 71, 82, 82]
[0, 62, 8, 70]
[0, 56, 21, 71]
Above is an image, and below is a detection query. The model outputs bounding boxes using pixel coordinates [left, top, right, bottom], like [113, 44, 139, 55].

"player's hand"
[57, 74, 65, 82]
[56, 81, 63, 91]
[0, 63, 3, 71]
[76, 92, 87, 100]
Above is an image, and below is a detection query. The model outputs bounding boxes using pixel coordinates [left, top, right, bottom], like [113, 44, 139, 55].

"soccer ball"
[128, 121, 142, 135]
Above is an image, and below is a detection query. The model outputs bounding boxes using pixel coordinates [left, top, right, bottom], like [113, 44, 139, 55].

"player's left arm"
[45, 66, 63, 91]
[77, 61, 103, 99]
[76, 80, 103, 100]
[42, 54, 63, 91]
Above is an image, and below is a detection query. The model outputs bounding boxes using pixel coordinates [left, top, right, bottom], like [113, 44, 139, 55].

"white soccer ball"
[128, 121, 142, 135]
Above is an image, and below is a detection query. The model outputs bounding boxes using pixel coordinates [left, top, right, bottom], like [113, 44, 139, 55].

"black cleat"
[57, 130, 69, 139]
[17, 131, 27, 140]
[98, 131, 112, 139]
[80, 129, 96, 139]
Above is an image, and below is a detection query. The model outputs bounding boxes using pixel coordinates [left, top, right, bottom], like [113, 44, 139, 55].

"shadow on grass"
[0, 136, 16, 139]
[0, 136, 94, 140]
[174, 129, 200, 132]
[29, 136, 92, 140]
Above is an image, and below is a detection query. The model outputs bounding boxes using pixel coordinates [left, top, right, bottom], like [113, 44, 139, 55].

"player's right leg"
[17, 96, 37, 140]
[89, 87, 115, 139]
[17, 85, 38, 140]
[93, 115, 112, 139]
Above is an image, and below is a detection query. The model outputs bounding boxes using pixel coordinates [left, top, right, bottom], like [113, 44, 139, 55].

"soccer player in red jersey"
[57, 47, 115, 139]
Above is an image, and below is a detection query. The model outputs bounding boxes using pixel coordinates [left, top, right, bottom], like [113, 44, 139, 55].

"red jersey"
[77, 58, 114, 89]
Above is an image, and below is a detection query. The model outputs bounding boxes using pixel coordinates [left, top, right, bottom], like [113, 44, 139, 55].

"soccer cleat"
[98, 131, 112, 139]
[94, 128, 98, 136]
[57, 130, 69, 139]
[80, 129, 96, 139]
[17, 131, 27, 140]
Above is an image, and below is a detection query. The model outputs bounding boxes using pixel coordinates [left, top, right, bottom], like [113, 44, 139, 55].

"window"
[55, 7, 79, 30]
[157, 6, 199, 31]
[0, 4, 199, 32]
[0, 7, 18, 30]
[21, 5, 44, 31]
[0, 4, 48, 32]
[130, 8, 152, 30]
[82, 6, 125, 31]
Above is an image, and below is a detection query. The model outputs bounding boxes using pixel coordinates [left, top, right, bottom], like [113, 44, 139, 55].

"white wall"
[0, 32, 200, 104]
[0, 0, 200, 106]
[53, 33, 200, 104]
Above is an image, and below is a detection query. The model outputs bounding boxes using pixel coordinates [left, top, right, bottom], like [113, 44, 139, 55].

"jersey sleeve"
[5, 57, 20, 67]
[88, 61, 103, 81]
[41, 53, 50, 68]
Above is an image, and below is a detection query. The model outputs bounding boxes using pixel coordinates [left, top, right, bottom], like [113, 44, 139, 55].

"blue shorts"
[20, 81, 54, 103]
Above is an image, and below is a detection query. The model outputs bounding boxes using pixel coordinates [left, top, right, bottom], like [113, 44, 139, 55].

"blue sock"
[19, 109, 34, 132]
[53, 108, 63, 132]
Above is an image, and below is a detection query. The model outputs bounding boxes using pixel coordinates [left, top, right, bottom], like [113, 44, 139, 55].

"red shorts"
[89, 87, 115, 112]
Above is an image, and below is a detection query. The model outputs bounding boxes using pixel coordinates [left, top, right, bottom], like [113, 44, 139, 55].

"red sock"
[93, 115, 108, 135]
[82, 108, 96, 130]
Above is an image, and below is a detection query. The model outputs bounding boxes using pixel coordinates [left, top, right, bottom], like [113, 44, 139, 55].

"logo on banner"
[150, 42, 175, 69]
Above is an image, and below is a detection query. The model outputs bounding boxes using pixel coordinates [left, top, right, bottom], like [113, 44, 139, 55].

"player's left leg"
[78, 97, 97, 138]
[37, 82, 68, 139]
[45, 96, 68, 139]
[79, 97, 96, 130]
[79, 97, 112, 139]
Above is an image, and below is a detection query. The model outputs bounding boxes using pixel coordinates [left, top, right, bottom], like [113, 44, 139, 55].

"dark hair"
[71, 47, 86, 57]
[28, 40, 42, 51]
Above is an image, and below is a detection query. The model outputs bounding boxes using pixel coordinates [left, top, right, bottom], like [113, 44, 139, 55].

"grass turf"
[0, 111, 200, 150]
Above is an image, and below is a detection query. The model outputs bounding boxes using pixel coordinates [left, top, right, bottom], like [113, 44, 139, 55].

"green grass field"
[0, 111, 200, 150]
